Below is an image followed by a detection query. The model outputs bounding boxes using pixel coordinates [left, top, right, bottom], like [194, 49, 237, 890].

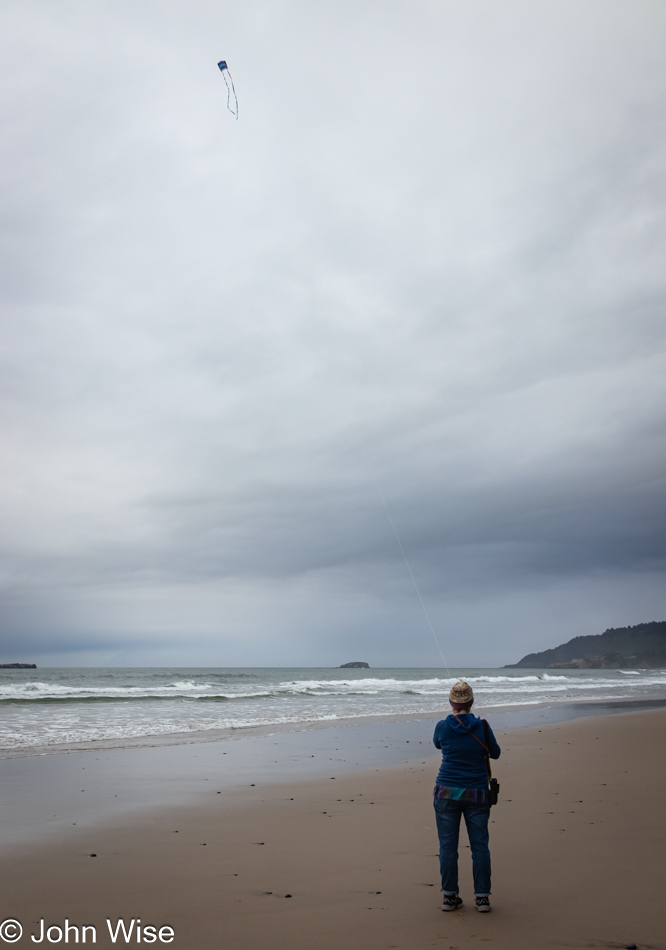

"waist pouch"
[489, 777, 500, 805]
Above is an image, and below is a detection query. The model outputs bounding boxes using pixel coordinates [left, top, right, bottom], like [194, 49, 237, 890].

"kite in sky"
[217, 61, 238, 120]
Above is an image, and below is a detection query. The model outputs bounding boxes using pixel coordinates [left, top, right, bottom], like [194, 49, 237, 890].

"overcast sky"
[1, 0, 664, 668]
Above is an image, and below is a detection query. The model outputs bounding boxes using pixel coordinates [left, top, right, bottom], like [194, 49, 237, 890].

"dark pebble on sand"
[626, 944, 637, 949]
[90, 854, 97, 858]
[285, 894, 292, 899]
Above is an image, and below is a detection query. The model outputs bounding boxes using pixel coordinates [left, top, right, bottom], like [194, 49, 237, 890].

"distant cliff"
[506, 622, 666, 669]
[0, 663, 37, 669]
[339, 661, 370, 669]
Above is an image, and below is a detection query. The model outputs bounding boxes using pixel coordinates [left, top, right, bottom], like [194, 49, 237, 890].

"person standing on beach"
[433, 681, 501, 913]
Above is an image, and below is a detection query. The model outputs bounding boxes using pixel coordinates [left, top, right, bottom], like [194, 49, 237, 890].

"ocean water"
[1, 665, 665, 757]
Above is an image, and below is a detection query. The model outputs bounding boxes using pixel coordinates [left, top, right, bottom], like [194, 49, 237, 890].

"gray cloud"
[1, 0, 665, 666]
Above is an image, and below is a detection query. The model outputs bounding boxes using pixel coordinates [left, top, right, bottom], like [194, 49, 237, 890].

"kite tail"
[223, 70, 239, 120]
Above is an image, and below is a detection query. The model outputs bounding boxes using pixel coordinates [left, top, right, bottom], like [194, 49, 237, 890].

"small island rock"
[339, 661, 370, 669]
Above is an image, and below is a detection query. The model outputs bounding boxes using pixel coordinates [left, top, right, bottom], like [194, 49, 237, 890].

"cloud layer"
[1, 0, 665, 666]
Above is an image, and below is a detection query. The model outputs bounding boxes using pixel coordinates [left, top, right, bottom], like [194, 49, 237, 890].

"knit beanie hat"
[449, 681, 474, 705]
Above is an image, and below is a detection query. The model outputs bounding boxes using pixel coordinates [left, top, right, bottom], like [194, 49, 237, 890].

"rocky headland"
[505, 621, 666, 669]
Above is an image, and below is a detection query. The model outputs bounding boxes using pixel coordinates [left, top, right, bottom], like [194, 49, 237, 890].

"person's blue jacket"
[433, 713, 501, 789]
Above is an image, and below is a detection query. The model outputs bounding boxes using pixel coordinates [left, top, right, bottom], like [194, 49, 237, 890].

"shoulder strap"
[481, 719, 493, 780]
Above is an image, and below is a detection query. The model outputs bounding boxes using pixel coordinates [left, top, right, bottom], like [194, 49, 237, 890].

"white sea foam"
[1, 665, 664, 754]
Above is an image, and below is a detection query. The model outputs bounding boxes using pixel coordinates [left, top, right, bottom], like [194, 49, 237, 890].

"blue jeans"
[434, 798, 491, 896]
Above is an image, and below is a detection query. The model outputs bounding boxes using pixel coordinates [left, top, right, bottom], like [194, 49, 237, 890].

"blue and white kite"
[217, 60, 238, 119]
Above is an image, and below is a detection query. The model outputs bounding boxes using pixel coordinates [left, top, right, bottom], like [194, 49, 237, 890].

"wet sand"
[1, 708, 664, 950]
[5, 697, 665, 849]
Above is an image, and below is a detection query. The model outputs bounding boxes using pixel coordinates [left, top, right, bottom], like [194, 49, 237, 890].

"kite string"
[223, 71, 239, 119]
[364, 453, 451, 676]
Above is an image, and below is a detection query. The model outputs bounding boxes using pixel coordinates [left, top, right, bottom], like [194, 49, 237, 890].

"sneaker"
[475, 896, 491, 913]
[442, 894, 463, 912]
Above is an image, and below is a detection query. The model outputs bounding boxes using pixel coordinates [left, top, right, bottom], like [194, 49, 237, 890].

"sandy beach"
[1, 707, 664, 950]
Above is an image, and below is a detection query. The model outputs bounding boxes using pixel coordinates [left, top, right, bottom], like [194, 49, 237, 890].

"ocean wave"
[2, 666, 665, 754]
[3, 669, 665, 704]
[0, 710, 344, 750]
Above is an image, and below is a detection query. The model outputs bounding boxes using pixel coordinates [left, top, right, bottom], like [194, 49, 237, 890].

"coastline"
[1, 706, 664, 949]
[3, 687, 666, 761]
[3, 665, 665, 760]
[2, 695, 666, 849]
